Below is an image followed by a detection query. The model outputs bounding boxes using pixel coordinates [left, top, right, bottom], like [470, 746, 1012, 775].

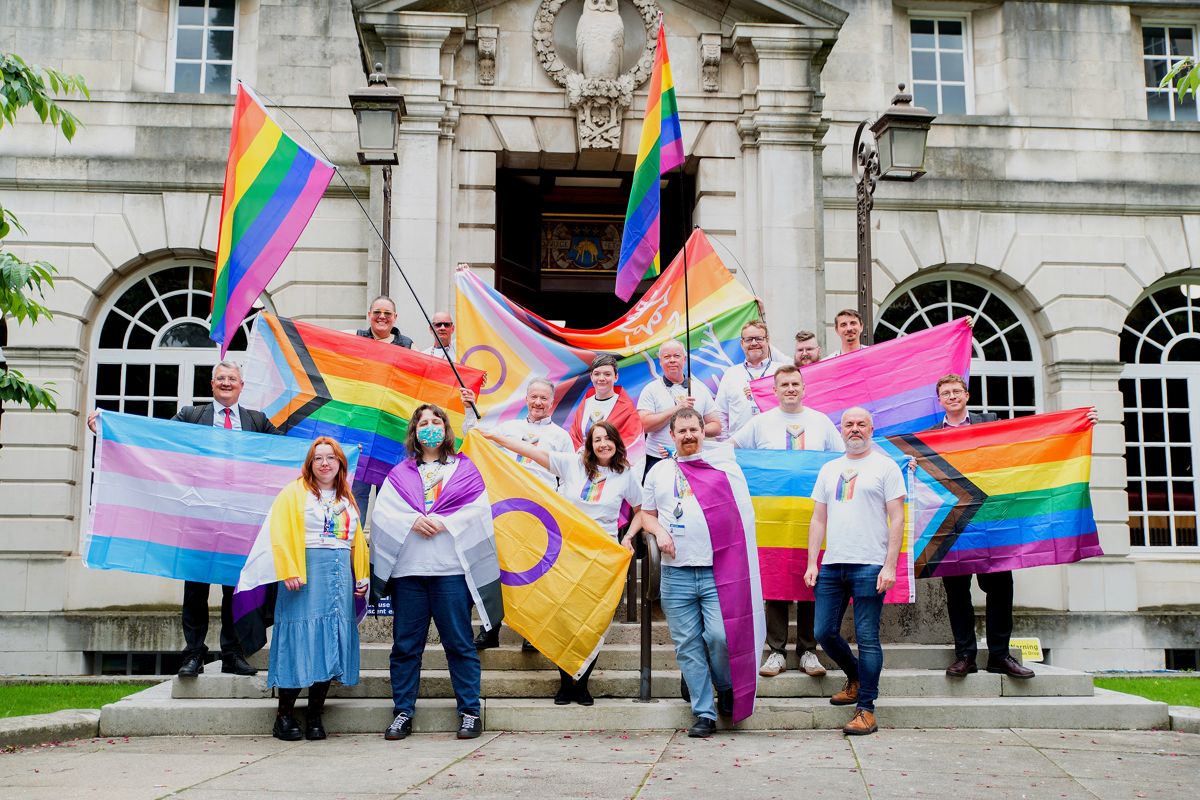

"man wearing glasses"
[421, 311, 458, 362]
[713, 320, 781, 440]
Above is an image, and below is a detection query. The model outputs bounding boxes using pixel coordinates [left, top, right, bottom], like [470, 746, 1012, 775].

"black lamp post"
[854, 84, 936, 344]
[349, 63, 405, 295]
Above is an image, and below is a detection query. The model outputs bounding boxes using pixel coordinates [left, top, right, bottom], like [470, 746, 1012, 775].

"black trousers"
[942, 571, 1013, 664]
[181, 581, 241, 659]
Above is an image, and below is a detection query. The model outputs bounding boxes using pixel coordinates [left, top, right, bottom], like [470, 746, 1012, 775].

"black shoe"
[272, 714, 303, 741]
[717, 688, 734, 718]
[987, 655, 1035, 679]
[521, 639, 537, 653]
[305, 714, 326, 741]
[221, 653, 257, 676]
[178, 655, 204, 678]
[945, 657, 978, 678]
[575, 684, 594, 706]
[384, 712, 413, 740]
[680, 676, 690, 703]
[554, 684, 573, 705]
[687, 717, 716, 738]
[474, 626, 500, 651]
[457, 713, 482, 739]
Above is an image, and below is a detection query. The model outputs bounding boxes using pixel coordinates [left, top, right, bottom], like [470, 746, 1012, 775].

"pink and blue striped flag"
[750, 318, 974, 436]
[84, 411, 356, 586]
[209, 84, 335, 356]
[614, 22, 684, 302]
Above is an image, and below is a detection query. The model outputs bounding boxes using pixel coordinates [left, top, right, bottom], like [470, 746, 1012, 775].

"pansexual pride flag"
[461, 432, 632, 679]
[883, 408, 1103, 578]
[750, 318, 973, 436]
[239, 313, 486, 486]
[84, 411, 354, 586]
[457, 229, 760, 428]
[737, 450, 915, 604]
[614, 22, 684, 301]
[210, 85, 335, 355]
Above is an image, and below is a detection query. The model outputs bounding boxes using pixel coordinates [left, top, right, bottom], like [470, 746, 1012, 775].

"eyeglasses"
[371, 311, 395, 318]
[938, 389, 966, 398]
[741, 336, 766, 343]
[432, 322, 454, 328]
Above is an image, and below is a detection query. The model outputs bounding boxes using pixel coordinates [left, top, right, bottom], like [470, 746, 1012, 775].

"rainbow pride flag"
[750, 318, 973, 436]
[882, 408, 1103, 578]
[84, 411, 356, 585]
[210, 85, 334, 355]
[461, 432, 632, 678]
[614, 22, 684, 301]
[457, 229, 760, 428]
[239, 313, 486, 485]
[737, 449, 915, 604]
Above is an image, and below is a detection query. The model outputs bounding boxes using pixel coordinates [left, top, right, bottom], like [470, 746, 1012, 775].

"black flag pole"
[248, 84, 479, 418]
[677, 173, 693, 387]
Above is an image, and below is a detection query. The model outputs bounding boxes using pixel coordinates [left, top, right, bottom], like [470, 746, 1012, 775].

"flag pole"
[678, 179, 692, 387]
[246, 84, 479, 418]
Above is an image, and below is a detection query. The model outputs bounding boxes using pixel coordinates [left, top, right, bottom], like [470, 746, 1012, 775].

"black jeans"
[181, 581, 241, 659]
[942, 571, 1013, 664]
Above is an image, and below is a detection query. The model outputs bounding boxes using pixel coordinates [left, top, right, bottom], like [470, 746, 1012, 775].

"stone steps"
[99, 682, 1170, 736]
[171, 664, 1093, 701]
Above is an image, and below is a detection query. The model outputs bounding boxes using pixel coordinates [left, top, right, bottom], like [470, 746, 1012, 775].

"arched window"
[875, 276, 1040, 419]
[1120, 281, 1200, 549]
[91, 263, 265, 418]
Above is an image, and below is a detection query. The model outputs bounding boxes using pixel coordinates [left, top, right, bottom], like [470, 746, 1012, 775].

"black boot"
[274, 688, 303, 741]
[554, 668, 573, 705]
[474, 625, 500, 651]
[305, 681, 329, 740]
[575, 659, 596, 706]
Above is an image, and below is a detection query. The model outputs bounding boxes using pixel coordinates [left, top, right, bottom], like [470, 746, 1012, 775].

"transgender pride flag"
[84, 411, 332, 586]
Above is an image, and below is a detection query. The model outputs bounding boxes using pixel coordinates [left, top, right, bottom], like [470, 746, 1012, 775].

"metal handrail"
[635, 531, 660, 703]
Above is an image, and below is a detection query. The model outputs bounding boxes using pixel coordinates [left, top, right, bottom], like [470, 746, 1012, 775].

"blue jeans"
[388, 575, 481, 718]
[813, 562, 885, 712]
[660, 565, 731, 721]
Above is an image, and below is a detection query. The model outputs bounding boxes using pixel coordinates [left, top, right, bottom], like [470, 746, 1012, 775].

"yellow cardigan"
[269, 479, 370, 583]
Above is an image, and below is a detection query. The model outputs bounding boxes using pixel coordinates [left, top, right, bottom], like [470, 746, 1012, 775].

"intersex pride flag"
[240, 313, 486, 486]
[882, 408, 1103, 578]
[460, 432, 632, 679]
[750, 318, 973, 436]
[737, 449, 915, 604]
[84, 411, 355, 585]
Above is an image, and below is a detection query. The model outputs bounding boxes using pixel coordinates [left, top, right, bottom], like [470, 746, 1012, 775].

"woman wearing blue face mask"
[369, 403, 501, 742]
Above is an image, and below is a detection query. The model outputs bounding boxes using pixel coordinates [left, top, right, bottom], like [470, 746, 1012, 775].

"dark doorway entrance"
[495, 169, 695, 328]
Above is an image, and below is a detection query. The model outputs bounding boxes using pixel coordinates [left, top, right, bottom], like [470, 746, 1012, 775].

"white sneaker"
[759, 651, 788, 677]
[800, 650, 827, 677]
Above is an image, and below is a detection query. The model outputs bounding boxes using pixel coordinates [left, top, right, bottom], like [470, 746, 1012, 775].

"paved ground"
[1, 728, 1196, 800]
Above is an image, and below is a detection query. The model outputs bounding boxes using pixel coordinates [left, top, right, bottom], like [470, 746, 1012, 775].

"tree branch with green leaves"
[1161, 58, 1199, 102]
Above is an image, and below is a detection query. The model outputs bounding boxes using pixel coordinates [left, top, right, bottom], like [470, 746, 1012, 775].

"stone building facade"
[1, 0, 1196, 674]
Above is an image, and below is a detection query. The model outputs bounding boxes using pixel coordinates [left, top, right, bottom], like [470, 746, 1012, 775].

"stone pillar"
[731, 24, 836, 341]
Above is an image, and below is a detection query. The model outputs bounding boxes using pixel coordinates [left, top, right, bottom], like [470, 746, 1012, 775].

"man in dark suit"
[89, 360, 279, 678]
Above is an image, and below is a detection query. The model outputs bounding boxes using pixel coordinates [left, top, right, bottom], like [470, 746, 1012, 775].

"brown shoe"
[987, 655, 1035, 679]
[842, 709, 878, 736]
[830, 679, 859, 706]
[945, 657, 978, 678]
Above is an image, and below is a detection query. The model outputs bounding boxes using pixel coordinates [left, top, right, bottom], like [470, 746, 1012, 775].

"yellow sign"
[1010, 637, 1043, 663]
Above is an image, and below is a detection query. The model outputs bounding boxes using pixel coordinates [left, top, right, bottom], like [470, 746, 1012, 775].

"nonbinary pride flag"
[460, 431, 632, 679]
[84, 411, 356, 586]
[210, 84, 334, 355]
[737, 449, 915, 604]
[882, 408, 1103, 579]
[750, 318, 973, 436]
[240, 313, 486, 486]
[614, 21, 684, 301]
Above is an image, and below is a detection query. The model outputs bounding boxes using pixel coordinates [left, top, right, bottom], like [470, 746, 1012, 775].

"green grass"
[1094, 676, 1200, 707]
[0, 683, 155, 718]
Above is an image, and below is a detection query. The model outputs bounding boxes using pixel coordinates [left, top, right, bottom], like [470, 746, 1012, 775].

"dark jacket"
[172, 404, 280, 434]
[356, 327, 413, 349]
[929, 410, 998, 431]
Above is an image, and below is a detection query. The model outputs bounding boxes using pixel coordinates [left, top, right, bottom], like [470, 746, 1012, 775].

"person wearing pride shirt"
[480, 420, 642, 705]
[732, 364, 842, 679]
[637, 340, 721, 473]
[567, 355, 644, 473]
[805, 407, 906, 736]
[713, 320, 782, 440]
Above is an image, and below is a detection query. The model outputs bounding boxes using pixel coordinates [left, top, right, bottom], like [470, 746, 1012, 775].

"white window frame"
[1141, 22, 1199, 122]
[166, 0, 238, 95]
[1120, 279, 1200, 554]
[907, 12, 975, 116]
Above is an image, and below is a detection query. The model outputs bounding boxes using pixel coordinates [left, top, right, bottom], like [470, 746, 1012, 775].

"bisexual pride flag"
[84, 411, 356, 586]
[751, 318, 973, 436]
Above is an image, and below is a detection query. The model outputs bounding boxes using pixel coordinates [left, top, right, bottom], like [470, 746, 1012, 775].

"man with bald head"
[804, 408, 905, 736]
[421, 311, 458, 361]
[637, 340, 721, 473]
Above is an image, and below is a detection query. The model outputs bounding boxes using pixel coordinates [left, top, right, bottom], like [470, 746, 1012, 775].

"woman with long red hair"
[239, 436, 370, 741]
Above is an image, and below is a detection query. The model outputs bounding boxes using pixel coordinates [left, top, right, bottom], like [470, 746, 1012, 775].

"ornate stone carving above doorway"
[533, 0, 659, 151]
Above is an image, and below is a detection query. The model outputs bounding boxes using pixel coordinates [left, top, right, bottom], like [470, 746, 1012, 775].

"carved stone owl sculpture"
[576, 0, 624, 80]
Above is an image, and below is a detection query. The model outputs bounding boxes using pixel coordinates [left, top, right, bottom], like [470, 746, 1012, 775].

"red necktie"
[222, 408, 233, 430]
